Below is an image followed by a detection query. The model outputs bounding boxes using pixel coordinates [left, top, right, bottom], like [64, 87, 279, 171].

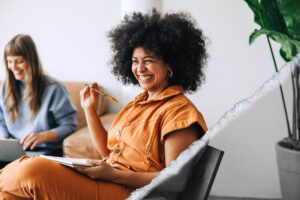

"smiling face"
[132, 47, 171, 99]
[6, 55, 28, 80]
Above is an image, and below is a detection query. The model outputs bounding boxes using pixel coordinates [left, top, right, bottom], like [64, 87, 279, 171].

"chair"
[127, 142, 224, 200]
[176, 145, 224, 200]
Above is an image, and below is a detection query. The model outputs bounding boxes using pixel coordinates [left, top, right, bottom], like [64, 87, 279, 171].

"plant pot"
[275, 142, 300, 200]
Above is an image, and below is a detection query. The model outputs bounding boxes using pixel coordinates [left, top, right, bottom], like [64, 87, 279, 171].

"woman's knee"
[16, 156, 60, 182]
[0, 156, 60, 191]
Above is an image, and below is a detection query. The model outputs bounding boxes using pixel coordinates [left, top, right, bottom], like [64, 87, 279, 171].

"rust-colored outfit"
[106, 85, 207, 172]
[0, 86, 207, 200]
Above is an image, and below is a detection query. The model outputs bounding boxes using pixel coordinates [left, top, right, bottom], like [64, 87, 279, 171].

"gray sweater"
[0, 77, 77, 150]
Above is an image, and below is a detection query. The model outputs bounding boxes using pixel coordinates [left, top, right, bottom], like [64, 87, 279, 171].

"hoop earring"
[168, 70, 173, 78]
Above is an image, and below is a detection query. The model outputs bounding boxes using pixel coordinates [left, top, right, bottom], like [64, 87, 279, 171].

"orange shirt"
[105, 86, 207, 172]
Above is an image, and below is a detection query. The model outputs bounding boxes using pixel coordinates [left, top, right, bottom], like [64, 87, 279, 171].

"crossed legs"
[0, 156, 132, 200]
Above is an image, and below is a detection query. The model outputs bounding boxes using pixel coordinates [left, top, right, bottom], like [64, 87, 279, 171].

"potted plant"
[243, 0, 300, 199]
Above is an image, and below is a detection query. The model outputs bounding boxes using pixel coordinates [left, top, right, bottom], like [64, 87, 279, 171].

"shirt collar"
[134, 85, 184, 105]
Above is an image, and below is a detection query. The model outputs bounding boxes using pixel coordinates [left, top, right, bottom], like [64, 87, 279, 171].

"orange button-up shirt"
[105, 86, 207, 172]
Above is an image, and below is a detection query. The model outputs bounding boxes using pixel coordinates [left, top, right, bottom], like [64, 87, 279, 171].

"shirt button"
[116, 130, 120, 137]
[115, 148, 120, 153]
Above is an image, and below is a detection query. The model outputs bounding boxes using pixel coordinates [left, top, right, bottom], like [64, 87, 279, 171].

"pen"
[83, 83, 119, 103]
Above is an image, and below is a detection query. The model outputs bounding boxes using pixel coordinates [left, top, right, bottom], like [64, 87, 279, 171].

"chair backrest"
[176, 145, 224, 200]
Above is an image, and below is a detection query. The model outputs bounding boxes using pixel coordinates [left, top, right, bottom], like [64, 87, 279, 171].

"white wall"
[0, 0, 289, 198]
[209, 71, 293, 198]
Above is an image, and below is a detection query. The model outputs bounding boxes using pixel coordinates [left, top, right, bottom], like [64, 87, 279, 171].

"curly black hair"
[108, 9, 208, 93]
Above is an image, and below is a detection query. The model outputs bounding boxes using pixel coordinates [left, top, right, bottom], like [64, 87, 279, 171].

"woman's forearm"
[112, 170, 159, 188]
[84, 108, 110, 157]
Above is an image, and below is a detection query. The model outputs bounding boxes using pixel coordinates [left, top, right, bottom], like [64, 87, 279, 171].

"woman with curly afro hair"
[110, 9, 207, 93]
[0, 10, 208, 200]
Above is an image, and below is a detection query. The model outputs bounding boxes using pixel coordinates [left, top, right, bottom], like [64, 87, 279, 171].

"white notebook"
[40, 155, 93, 168]
[40, 155, 119, 168]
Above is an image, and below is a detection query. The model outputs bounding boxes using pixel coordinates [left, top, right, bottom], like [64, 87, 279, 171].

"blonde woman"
[0, 34, 77, 157]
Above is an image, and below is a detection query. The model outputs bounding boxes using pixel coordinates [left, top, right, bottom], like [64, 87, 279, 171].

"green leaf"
[249, 29, 300, 61]
[249, 29, 264, 44]
[244, 0, 300, 61]
[244, 0, 288, 34]
[244, 0, 262, 25]
[273, 35, 300, 61]
[276, 0, 300, 40]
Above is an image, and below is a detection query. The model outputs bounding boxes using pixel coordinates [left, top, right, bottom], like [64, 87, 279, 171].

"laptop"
[0, 139, 47, 162]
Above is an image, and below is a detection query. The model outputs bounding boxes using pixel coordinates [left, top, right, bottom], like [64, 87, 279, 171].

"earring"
[168, 70, 173, 78]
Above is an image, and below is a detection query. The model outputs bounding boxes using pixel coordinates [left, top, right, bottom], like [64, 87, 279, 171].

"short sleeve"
[160, 101, 207, 143]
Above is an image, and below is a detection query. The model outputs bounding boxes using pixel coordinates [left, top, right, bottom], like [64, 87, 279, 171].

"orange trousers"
[0, 156, 133, 200]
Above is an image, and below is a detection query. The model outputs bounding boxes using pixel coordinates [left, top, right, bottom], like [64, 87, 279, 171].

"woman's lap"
[0, 156, 132, 200]
[0, 191, 30, 200]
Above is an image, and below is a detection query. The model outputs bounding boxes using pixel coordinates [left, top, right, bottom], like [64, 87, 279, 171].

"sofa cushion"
[63, 126, 101, 159]
[63, 113, 117, 158]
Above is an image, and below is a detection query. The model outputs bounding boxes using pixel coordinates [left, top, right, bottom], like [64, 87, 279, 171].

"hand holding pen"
[80, 83, 98, 110]
[83, 83, 119, 103]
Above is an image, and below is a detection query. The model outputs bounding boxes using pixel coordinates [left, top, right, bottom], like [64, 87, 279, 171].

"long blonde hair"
[4, 34, 46, 122]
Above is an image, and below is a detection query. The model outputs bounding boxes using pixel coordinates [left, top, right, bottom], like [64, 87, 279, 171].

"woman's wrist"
[109, 168, 131, 183]
[84, 106, 97, 115]
[84, 107, 99, 122]
[40, 130, 58, 142]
